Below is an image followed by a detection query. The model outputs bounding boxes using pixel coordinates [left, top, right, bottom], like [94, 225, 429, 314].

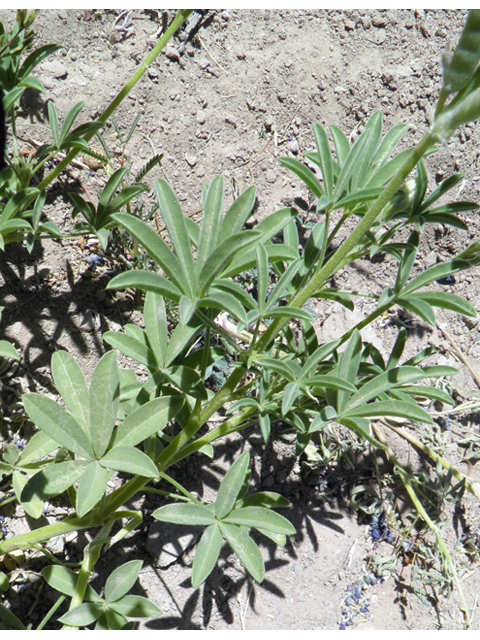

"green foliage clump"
[1, 7, 480, 631]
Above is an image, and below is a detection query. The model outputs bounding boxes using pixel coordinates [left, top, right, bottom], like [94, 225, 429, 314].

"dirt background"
[2, 8, 480, 630]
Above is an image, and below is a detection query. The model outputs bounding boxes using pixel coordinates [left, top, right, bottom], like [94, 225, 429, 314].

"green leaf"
[396, 385, 455, 406]
[0, 339, 19, 360]
[218, 521, 264, 582]
[107, 268, 182, 303]
[59, 101, 85, 146]
[303, 374, 357, 393]
[143, 292, 167, 368]
[346, 365, 436, 410]
[329, 123, 350, 167]
[152, 502, 215, 526]
[192, 523, 223, 588]
[0, 602, 27, 630]
[179, 295, 196, 325]
[198, 290, 247, 325]
[51, 351, 89, 432]
[401, 259, 470, 296]
[58, 602, 103, 627]
[108, 595, 162, 617]
[282, 381, 300, 415]
[22, 394, 94, 459]
[76, 461, 110, 517]
[333, 330, 362, 412]
[196, 230, 261, 295]
[103, 331, 155, 369]
[0, 571, 8, 591]
[313, 122, 334, 199]
[333, 187, 383, 211]
[110, 213, 187, 294]
[0, 188, 39, 225]
[100, 447, 159, 478]
[104, 560, 142, 603]
[408, 291, 476, 317]
[220, 185, 257, 239]
[370, 123, 408, 174]
[47, 100, 60, 147]
[21, 460, 90, 502]
[333, 125, 370, 202]
[196, 175, 224, 272]
[43, 565, 102, 601]
[216, 451, 250, 519]
[112, 396, 183, 448]
[164, 365, 208, 400]
[13, 471, 43, 518]
[16, 430, 57, 466]
[223, 507, 295, 534]
[89, 351, 119, 458]
[237, 492, 290, 509]
[278, 157, 324, 198]
[343, 400, 432, 423]
[397, 296, 436, 326]
[155, 179, 195, 296]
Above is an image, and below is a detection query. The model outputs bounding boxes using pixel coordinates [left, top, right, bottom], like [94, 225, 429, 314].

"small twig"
[198, 34, 229, 74]
[237, 580, 254, 630]
[438, 324, 480, 390]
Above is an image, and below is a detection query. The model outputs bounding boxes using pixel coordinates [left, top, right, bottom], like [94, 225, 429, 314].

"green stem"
[36, 10, 192, 193]
[63, 523, 113, 630]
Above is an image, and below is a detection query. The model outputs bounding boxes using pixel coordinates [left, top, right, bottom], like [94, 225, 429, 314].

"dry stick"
[380, 418, 480, 500]
[437, 323, 480, 390]
[372, 422, 472, 629]
[197, 34, 228, 74]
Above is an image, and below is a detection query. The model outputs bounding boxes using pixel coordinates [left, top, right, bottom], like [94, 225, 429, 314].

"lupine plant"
[1, 8, 480, 630]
